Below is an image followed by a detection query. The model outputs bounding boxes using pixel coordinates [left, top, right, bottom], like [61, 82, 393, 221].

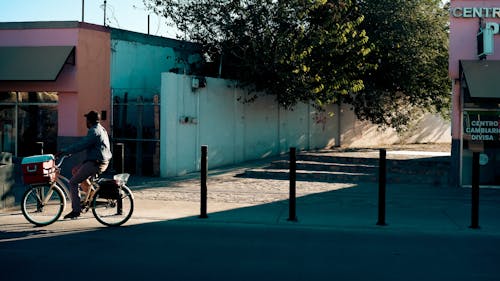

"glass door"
[462, 110, 500, 186]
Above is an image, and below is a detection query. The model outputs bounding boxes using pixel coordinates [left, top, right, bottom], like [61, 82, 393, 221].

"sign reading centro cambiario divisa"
[463, 111, 500, 141]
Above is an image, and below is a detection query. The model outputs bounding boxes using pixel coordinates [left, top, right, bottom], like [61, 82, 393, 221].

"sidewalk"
[2, 148, 500, 239]
[129, 177, 500, 236]
[126, 147, 500, 235]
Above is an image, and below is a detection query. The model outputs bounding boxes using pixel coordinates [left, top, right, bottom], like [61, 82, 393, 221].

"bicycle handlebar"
[56, 154, 71, 168]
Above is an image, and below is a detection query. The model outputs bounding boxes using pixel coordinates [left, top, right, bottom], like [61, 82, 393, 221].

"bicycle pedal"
[80, 202, 89, 211]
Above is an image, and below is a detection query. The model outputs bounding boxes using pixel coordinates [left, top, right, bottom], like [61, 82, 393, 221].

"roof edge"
[0, 21, 108, 32]
[110, 28, 200, 50]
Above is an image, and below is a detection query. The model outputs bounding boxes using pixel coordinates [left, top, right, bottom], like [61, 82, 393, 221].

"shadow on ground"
[2, 182, 500, 281]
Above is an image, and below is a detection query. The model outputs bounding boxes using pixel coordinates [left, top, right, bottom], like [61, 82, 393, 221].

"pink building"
[0, 21, 202, 208]
[450, 0, 500, 187]
[0, 21, 111, 157]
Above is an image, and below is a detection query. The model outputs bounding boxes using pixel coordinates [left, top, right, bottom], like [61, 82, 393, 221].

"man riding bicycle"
[59, 110, 112, 219]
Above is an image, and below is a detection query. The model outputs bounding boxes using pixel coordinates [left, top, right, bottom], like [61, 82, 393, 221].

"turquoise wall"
[110, 39, 176, 95]
[110, 29, 201, 99]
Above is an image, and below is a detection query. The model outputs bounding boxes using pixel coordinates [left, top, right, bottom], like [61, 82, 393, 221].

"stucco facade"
[449, 0, 500, 187]
[160, 73, 339, 177]
[0, 22, 111, 138]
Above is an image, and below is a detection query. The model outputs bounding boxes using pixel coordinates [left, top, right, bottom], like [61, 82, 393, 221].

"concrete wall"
[160, 73, 451, 177]
[339, 105, 451, 147]
[160, 73, 339, 177]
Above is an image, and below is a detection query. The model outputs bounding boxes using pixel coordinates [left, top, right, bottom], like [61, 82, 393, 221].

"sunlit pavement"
[0, 145, 500, 281]
[1, 194, 500, 281]
[2, 149, 500, 281]
[2, 176, 500, 239]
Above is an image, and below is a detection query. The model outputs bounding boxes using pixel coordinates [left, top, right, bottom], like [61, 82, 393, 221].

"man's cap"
[84, 110, 100, 122]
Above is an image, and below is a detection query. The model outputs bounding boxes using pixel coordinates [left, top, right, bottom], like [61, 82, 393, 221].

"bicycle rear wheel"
[92, 185, 134, 227]
[21, 184, 66, 226]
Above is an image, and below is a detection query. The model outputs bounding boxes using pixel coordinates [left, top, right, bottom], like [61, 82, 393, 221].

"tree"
[348, 0, 450, 131]
[144, 0, 374, 109]
[144, 0, 450, 131]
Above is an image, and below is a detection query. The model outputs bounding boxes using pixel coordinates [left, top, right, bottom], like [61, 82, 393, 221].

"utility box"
[477, 22, 499, 58]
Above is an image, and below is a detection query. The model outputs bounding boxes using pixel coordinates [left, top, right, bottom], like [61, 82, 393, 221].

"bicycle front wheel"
[21, 184, 66, 226]
[92, 185, 134, 227]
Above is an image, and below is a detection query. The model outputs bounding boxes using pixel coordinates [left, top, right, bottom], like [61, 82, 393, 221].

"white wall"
[160, 73, 451, 177]
[160, 73, 338, 177]
[339, 104, 451, 147]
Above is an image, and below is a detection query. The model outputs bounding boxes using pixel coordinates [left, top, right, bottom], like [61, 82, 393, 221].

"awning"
[0, 46, 75, 81]
[460, 60, 500, 99]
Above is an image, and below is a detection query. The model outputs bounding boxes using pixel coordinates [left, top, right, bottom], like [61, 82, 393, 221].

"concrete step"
[237, 153, 451, 185]
[297, 154, 379, 165]
[269, 157, 449, 176]
[237, 168, 447, 185]
[239, 168, 377, 183]
[268, 160, 377, 174]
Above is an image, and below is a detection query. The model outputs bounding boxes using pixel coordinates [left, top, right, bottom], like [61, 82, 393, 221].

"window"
[0, 92, 58, 157]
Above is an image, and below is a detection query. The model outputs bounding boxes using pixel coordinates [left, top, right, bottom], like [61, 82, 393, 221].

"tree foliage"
[349, 0, 450, 131]
[144, 0, 450, 130]
[145, 0, 373, 109]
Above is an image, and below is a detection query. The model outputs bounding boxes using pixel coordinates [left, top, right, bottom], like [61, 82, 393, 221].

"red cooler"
[21, 154, 56, 184]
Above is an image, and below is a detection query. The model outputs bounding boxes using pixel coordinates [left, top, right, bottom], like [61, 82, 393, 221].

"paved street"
[1, 220, 500, 281]
[1, 148, 500, 280]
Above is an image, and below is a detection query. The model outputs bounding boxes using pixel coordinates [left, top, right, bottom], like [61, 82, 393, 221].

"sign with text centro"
[463, 111, 500, 142]
[451, 7, 500, 18]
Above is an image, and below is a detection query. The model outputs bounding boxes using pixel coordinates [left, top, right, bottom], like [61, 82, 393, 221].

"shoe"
[63, 211, 81, 219]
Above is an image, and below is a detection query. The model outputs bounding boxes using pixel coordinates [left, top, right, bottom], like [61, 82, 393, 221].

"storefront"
[0, 91, 58, 156]
[450, 1, 500, 187]
[0, 22, 111, 158]
[0, 21, 199, 177]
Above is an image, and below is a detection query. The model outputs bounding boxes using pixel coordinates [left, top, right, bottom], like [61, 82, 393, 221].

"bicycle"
[21, 154, 134, 227]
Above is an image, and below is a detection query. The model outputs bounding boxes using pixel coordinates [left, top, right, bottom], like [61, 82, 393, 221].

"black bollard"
[470, 152, 480, 229]
[113, 143, 125, 214]
[200, 145, 208, 219]
[288, 147, 298, 222]
[377, 149, 387, 226]
[113, 143, 125, 174]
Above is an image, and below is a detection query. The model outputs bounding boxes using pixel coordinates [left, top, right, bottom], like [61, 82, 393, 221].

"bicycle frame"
[22, 154, 134, 227]
[55, 175, 71, 201]
[32, 184, 56, 211]
[26, 156, 70, 206]
[52, 156, 122, 204]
